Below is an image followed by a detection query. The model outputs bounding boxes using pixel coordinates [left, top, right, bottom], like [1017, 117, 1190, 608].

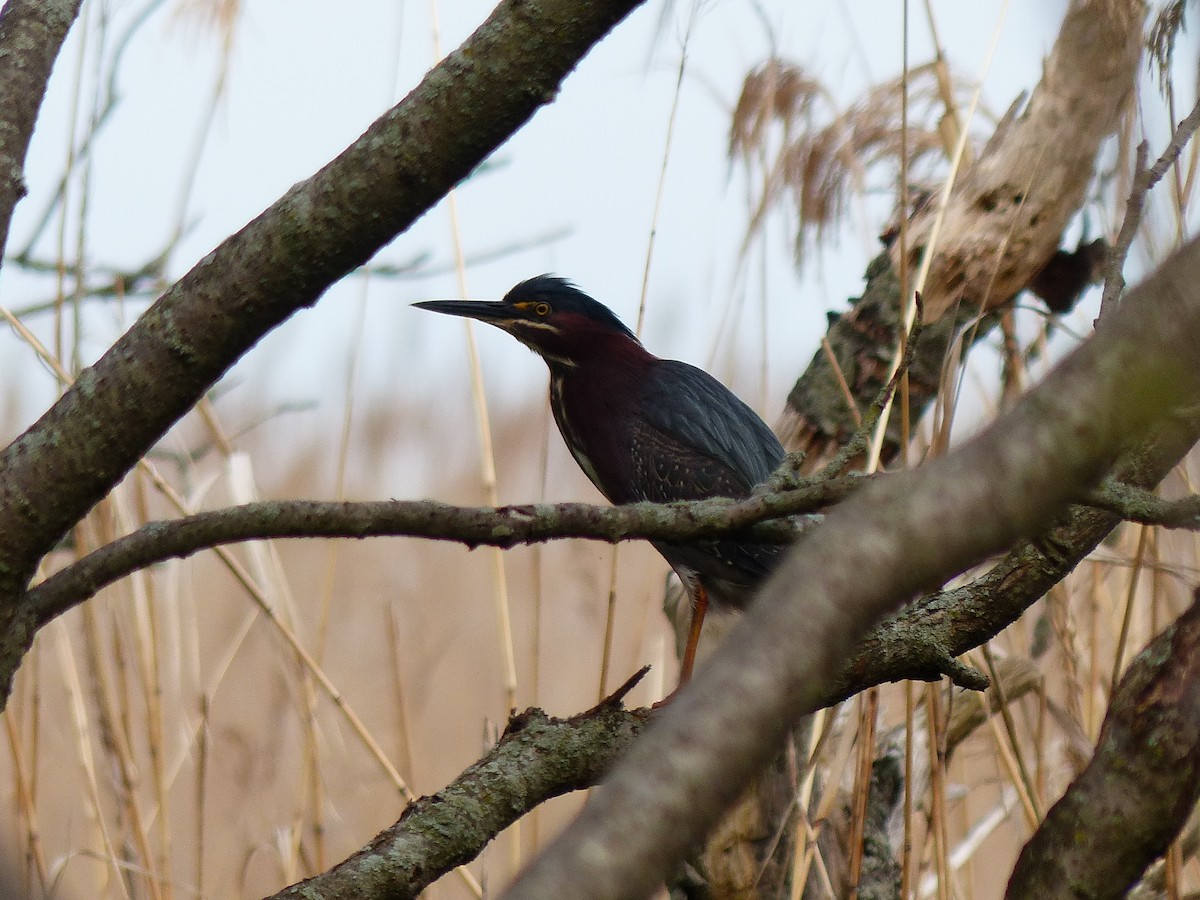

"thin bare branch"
[25, 478, 862, 628]
[1085, 479, 1200, 529]
[1100, 94, 1200, 318]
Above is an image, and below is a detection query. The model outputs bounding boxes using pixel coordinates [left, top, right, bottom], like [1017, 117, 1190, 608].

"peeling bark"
[778, 0, 1143, 463]
[899, 0, 1144, 324]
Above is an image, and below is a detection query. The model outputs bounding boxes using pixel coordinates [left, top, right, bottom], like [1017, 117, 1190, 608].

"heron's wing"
[628, 418, 754, 502]
[628, 360, 784, 503]
[627, 361, 787, 599]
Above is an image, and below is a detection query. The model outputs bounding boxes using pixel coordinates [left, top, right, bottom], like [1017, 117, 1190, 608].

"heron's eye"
[533, 302, 551, 317]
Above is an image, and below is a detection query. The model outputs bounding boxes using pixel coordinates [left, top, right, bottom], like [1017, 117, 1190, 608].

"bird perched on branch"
[415, 275, 786, 685]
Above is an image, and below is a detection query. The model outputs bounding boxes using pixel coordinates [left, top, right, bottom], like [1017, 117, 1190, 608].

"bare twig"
[1084, 479, 1200, 530]
[1099, 96, 1200, 318]
[9, 245, 171, 316]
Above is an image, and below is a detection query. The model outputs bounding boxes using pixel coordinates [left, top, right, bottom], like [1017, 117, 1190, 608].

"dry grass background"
[5, 2, 1200, 899]
[0, 392, 679, 899]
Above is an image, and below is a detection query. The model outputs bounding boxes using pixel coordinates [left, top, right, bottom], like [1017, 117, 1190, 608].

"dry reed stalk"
[54, 618, 128, 897]
[925, 684, 950, 900]
[3, 704, 48, 894]
[1113, 523, 1151, 684]
[846, 687, 880, 896]
[969, 648, 1039, 830]
[126, 472, 174, 900]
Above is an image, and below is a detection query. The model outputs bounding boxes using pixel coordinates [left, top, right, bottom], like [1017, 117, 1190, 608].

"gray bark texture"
[0, 0, 83, 263]
[1006, 593, 1200, 900]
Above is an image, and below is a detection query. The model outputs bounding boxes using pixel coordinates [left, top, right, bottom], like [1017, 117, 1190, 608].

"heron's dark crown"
[502, 275, 639, 344]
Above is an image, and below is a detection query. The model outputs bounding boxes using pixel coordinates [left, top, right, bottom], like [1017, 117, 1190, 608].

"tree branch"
[257, 613, 1027, 898]
[778, 0, 1141, 464]
[900, 0, 1143, 323]
[266, 678, 652, 900]
[1006, 591, 1200, 899]
[1085, 479, 1200, 530]
[25, 479, 865, 628]
[499, 229, 1200, 899]
[257, 400, 1200, 900]
[838, 374, 1200, 701]
[1100, 94, 1200, 318]
[0, 0, 83, 266]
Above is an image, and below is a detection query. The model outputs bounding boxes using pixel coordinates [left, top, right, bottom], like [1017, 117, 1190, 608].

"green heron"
[415, 275, 786, 684]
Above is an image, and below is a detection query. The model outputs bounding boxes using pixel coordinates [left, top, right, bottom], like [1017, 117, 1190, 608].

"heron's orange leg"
[678, 584, 709, 685]
[651, 585, 710, 708]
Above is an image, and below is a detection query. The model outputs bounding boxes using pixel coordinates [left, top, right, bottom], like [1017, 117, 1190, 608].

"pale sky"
[3, 0, 1081, 449]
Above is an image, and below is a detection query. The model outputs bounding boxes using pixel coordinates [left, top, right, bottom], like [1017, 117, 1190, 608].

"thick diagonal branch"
[254, 400, 1200, 900]
[835, 397, 1200, 703]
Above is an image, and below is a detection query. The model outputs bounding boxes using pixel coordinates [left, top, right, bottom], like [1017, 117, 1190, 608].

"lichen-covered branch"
[1085, 479, 1200, 530]
[1005, 592, 1200, 900]
[266, 693, 651, 900]
[254, 624, 1035, 899]
[778, 253, 998, 468]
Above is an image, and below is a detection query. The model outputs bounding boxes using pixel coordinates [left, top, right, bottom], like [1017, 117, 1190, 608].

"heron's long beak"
[412, 299, 514, 324]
